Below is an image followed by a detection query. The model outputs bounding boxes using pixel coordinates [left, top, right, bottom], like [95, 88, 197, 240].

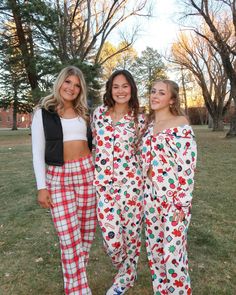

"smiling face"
[150, 81, 174, 112]
[59, 75, 81, 106]
[111, 74, 131, 106]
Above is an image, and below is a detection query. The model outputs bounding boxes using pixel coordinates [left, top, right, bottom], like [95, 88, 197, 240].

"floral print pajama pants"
[96, 185, 144, 290]
[144, 179, 192, 295]
[46, 155, 97, 295]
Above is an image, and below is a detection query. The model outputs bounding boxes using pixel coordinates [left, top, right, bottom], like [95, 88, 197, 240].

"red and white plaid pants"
[46, 154, 97, 295]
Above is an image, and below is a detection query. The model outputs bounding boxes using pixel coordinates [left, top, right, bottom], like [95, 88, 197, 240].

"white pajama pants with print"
[96, 185, 144, 290]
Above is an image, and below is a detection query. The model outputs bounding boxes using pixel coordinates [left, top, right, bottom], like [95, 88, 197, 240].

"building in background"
[0, 108, 31, 128]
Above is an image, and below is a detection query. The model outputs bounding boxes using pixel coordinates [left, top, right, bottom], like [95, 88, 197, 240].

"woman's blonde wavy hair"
[38, 66, 89, 122]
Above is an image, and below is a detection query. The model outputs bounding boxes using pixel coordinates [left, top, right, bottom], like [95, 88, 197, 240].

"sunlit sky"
[134, 0, 181, 55]
[108, 0, 182, 56]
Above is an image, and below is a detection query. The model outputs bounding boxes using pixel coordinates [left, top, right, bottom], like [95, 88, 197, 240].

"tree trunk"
[9, 0, 39, 92]
[181, 68, 188, 115]
[226, 85, 236, 137]
[226, 107, 236, 137]
[12, 94, 18, 130]
[212, 117, 224, 131]
[12, 106, 17, 130]
[197, 108, 204, 125]
[208, 113, 213, 128]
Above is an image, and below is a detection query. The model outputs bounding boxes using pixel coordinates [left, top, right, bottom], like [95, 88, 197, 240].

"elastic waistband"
[63, 153, 92, 163]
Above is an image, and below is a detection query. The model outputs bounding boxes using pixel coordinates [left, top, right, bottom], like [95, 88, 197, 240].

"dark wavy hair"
[103, 69, 140, 120]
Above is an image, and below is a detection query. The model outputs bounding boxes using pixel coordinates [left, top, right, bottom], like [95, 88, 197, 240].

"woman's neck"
[109, 104, 130, 124]
[57, 104, 76, 118]
[111, 104, 129, 115]
[154, 110, 174, 123]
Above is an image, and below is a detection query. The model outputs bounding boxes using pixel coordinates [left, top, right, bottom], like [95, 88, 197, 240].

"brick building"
[0, 107, 32, 128]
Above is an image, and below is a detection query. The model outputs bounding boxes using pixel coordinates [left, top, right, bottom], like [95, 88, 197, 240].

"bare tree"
[99, 41, 138, 79]
[5, 0, 39, 94]
[27, 0, 152, 63]
[181, 0, 236, 136]
[180, 66, 189, 115]
[0, 0, 152, 106]
[171, 30, 232, 131]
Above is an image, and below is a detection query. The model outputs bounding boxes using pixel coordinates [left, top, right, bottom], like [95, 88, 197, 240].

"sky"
[134, 0, 181, 55]
[107, 0, 182, 56]
[105, 0, 183, 83]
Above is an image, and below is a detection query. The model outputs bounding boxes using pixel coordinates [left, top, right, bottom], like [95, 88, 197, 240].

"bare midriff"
[63, 140, 91, 161]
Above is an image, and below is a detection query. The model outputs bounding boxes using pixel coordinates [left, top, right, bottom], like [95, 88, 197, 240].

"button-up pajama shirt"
[92, 105, 146, 290]
[142, 124, 197, 295]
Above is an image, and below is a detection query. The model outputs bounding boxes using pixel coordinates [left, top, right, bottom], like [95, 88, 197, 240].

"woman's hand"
[37, 189, 54, 208]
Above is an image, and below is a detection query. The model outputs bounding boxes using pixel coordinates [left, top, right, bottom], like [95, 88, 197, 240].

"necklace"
[110, 108, 129, 124]
[111, 108, 129, 116]
[113, 111, 127, 116]
[153, 117, 175, 133]
[155, 119, 168, 125]
[154, 116, 174, 125]
[58, 106, 76, 118]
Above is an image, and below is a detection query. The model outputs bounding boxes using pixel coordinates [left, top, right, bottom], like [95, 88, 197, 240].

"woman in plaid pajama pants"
[92, 70, 146, 295]
[32, 66, 96, 295]
[141, 80, 197, 295]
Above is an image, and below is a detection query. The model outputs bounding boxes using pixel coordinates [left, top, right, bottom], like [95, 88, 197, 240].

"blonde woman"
[31, 66, 96, 295]
[142, 80, 197, 295]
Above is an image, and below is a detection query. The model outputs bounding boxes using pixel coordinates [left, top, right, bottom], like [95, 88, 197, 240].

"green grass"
[0, 127, 236, 295]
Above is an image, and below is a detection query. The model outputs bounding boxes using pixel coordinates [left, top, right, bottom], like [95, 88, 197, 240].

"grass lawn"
[0, 126, 235, 295]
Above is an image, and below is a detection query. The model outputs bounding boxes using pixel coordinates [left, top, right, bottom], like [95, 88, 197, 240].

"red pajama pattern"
[92, 105, 146, 291]
[46, 154, 96, 295]
[96, 185, 144, 289]
[142, 124, 197, 295]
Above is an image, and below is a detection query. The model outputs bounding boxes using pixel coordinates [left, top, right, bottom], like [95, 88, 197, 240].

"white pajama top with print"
[92, 104, 146, 188]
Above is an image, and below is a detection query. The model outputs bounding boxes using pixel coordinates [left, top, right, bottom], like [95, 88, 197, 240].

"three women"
[32, 66, 197, 295]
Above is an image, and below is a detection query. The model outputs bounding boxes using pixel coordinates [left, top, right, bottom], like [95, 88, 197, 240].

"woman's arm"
[31, 109, 53, 208]
[31, 109, 46, 190]
[173, 134, 197, 211]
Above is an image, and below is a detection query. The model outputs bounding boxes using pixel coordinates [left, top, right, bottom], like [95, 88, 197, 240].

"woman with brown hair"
[92, 69, 146, 295]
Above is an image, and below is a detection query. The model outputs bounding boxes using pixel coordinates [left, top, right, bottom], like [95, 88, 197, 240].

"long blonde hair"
[39, 66, 89, 121]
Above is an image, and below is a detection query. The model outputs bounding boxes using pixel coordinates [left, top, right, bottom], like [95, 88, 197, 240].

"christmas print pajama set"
[142, 124, 197, 295]
[92, 105, 146, 291]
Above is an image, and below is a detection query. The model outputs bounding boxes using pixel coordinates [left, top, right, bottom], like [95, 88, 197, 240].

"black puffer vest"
[42, 108, 92, 166]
